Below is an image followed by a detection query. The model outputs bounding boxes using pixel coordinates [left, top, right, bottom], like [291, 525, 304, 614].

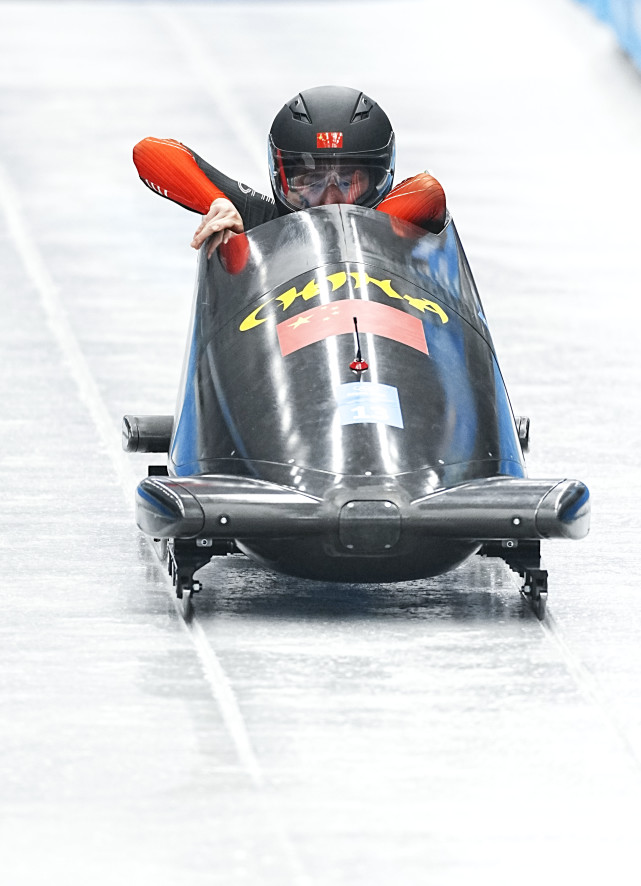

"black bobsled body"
[126, 205, 589, 607]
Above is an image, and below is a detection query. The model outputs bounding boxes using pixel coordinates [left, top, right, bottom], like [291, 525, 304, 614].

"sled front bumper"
[135, 474, 590, 544]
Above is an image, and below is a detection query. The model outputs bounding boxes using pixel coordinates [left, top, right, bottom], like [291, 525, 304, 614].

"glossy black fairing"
[128, 205, 589, 586]
[155, 205, 532, 581]
[170, 205, 525, 499]
[129, 205, 590, 596]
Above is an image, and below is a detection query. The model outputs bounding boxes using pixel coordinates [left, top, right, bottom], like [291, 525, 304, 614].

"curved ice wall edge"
[574, 0, 641, 70]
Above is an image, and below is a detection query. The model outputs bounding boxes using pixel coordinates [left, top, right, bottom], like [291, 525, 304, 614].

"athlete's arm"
[376, 172, 447, 233]
[133, 137, 227, 213]
[133, 137, 247, 256]
[133, 137, 278, 254]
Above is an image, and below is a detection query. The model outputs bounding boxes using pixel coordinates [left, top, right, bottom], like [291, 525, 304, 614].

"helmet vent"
[351, 93, 373, 123]
[288, 96, 312, 124]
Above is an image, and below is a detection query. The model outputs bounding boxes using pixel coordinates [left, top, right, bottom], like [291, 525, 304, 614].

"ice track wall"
[575, 0, 641, 69]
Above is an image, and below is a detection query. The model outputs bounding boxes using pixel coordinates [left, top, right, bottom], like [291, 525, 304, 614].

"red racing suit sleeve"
[376, 172, 447, 233]
[133, 137, 227, 214]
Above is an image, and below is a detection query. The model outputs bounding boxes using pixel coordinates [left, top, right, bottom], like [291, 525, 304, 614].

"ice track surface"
[1, 1, 641, 884]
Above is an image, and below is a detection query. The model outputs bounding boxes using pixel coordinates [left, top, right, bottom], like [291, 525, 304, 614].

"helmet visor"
[269, 136, 395, 211]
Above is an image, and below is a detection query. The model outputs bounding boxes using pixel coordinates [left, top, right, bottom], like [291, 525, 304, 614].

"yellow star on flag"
[289, 316, 311, 329]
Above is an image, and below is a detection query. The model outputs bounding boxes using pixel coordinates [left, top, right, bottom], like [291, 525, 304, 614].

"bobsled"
[123, 205, 589, 617]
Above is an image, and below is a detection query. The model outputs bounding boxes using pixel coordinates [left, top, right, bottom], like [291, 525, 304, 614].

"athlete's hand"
[191, 198, 244, 258]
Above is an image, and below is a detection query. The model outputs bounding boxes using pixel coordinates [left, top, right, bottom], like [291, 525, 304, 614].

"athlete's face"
[289, 162, 370, 208]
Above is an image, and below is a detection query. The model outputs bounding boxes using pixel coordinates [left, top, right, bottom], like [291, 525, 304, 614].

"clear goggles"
[270, 137, 395, 210]
[289, 163, 370, 198]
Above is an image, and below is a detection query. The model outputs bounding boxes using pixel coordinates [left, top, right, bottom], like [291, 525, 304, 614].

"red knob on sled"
[350, 317, 368, 372]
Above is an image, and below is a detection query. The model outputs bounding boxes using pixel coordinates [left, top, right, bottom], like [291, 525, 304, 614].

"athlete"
[133, 85, 447, 257]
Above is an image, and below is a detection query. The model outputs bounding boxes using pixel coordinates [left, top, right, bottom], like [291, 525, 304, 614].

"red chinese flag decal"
[277, 300, 428, 357]
[316, 131, 343, 149]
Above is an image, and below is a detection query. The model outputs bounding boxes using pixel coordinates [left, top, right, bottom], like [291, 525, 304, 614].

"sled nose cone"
[536, 480, 590, 540]
[136, 477, 205, 538]
[339, 500, 401, 552]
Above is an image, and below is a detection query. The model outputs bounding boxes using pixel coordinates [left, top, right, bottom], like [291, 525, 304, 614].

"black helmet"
[268, 85, 396, 212]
